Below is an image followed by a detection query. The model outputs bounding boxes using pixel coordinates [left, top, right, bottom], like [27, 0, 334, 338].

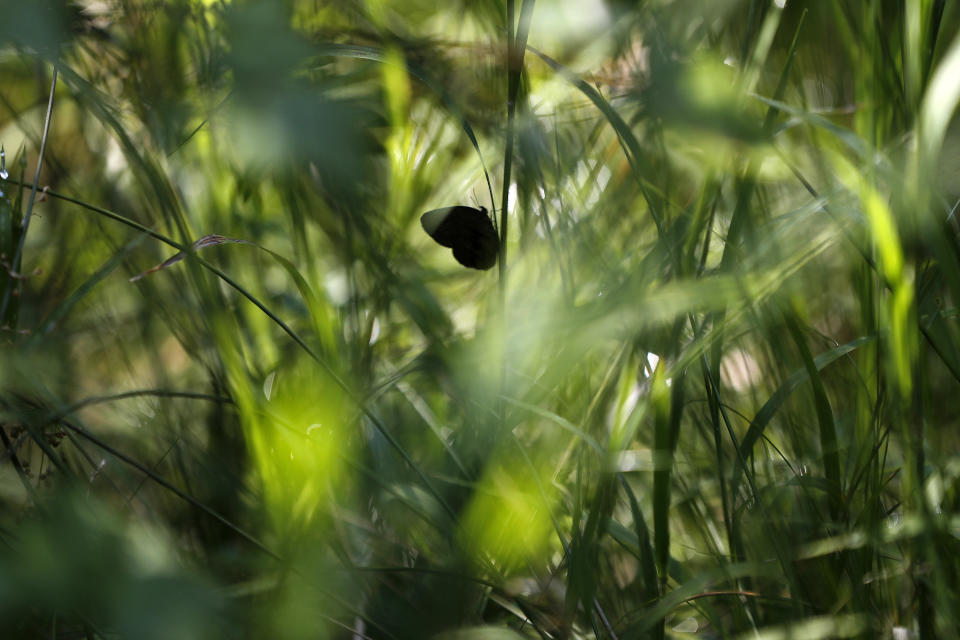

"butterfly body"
[420, 205, 498, 270]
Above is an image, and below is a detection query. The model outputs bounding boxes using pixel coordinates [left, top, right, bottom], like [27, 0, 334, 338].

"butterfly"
[420, 205, 499, 270]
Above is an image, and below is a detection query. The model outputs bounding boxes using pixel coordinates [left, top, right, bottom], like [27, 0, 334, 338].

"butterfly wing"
[451, 212, 498, 270]
[421, 206, 499, 270]
[420, 207, 461, 248]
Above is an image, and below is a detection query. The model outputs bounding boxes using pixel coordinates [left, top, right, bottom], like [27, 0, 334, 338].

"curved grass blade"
[729, 335, 875, 505]
[313, 42, 498, 218]
[30, 186, 458, 521]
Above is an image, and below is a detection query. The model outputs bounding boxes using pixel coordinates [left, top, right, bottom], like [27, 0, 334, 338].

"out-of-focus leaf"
[0, 0, 71, 54]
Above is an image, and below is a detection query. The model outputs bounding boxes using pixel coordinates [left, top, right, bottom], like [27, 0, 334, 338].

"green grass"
[2, 0, 960, 638]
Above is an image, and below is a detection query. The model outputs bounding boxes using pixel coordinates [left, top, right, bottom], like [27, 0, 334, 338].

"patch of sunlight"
[919, 29, 960, 167]
[243, 360, 348, 538]
[672, 616, 699, 633]
[615, 448, 654, 472]
[720, 348, 762, 393]
[527, 0, 612, 67]
[459, 457, 557, 574]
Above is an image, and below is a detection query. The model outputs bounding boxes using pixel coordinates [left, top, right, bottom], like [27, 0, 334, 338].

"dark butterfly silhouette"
[420, 205, 499, 270]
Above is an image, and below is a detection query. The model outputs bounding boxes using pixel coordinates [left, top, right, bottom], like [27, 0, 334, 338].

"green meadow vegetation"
[2, 0, 960, 638]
